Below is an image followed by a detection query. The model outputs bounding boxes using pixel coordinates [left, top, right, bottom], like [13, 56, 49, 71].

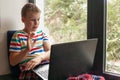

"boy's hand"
[24, 57, 42, 70]
[27, 33, 36, 50]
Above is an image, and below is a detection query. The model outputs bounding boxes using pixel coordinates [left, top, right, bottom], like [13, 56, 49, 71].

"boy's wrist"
[25, 48, 29, 52]
[22, 48, 29, 56]
[40, 55, 45, 61]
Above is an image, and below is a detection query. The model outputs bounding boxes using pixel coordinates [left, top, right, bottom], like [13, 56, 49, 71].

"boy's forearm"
[39, 51, 50, 61]
[10, 49, 29, 66]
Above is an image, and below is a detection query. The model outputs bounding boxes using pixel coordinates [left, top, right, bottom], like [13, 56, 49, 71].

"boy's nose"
[34, 20, 39, 25]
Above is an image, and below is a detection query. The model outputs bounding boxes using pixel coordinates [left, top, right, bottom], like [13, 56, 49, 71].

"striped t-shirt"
[9, 30, 49, 63]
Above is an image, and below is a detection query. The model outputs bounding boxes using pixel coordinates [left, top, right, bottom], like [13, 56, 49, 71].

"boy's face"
[22, 11, 40, 33]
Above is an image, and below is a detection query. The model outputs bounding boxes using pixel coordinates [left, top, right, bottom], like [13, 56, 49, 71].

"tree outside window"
[106, 0, 120, 74]
[44, 0, 87, 44]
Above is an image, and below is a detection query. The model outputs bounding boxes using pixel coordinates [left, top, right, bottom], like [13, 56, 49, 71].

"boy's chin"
[29, 30, 36, 33]
[32, 29, 37, 32]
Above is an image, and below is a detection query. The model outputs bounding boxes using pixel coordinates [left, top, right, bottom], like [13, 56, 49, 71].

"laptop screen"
[48, 38, 98, 80]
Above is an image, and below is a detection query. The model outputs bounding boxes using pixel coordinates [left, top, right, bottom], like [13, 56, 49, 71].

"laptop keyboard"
[33, 64, 49, 80]
[38, 69, 48, 79]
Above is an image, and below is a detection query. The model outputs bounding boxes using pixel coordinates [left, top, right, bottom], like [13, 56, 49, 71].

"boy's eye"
[30, 19, 40, 21]
[31, 19, 35, 21]
[37, 18, 40, 21]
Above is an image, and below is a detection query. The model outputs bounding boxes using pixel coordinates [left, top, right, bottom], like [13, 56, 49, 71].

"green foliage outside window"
[106, 0, 120, 73]
[44, 0, 87, 43]
[44, 0, 120, 74]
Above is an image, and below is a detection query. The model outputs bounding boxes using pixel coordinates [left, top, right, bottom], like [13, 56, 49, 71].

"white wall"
[36, 0, 44, 29]
[0, 0, 27, 75]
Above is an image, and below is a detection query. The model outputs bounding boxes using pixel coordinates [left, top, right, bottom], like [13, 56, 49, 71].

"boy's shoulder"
[35, 29, 46, 35]
[14, 30, 26, 34]
[12, 30, 27, 37]
[36, 29, 43, 33]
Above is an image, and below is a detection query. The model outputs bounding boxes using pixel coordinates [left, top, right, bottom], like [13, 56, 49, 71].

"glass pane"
[44, 0, 87, 44]
[106, 0, 120, 74]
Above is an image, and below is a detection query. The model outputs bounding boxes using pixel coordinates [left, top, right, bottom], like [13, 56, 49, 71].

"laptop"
[32, 61, 49, 80]
[33, 38, 98, 80]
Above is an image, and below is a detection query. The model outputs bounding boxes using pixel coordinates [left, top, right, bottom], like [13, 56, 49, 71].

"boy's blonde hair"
[21, 3, 41, 17]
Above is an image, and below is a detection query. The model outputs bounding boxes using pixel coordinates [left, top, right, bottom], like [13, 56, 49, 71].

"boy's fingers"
[28, 32, 34, 38]
[27, 33, 36, 50]
[32, 39, 37, 47]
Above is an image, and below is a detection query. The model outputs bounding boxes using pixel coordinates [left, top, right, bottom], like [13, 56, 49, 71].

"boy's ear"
[21, 17, 25, 23]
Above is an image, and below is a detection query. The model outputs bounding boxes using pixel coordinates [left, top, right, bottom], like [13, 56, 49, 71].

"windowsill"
[103, 71, 120, 79]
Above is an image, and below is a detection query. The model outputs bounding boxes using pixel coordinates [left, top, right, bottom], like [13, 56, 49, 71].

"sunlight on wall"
[0, 0, 27, 75]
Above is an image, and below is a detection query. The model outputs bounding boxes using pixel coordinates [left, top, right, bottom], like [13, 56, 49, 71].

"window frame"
[33, 0, 120, 79]
[87, 0, 105, 73]
[88, 0, 120, 79]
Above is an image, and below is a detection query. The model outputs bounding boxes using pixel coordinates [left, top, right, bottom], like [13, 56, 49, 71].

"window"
[36, 0, 87, 44]
[106, 0, 120, 74]
[35, 0, 120, 79]
[87, 0, 120, 79]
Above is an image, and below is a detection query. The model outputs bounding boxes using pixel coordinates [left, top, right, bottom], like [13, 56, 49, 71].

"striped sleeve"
[42, 31, 49, 41]
[9, 32, 21, 52]
[37, 30, 49, 42]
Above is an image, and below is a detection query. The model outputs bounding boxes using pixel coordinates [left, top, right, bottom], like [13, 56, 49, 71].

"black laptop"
[33, 38, 98, 80]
